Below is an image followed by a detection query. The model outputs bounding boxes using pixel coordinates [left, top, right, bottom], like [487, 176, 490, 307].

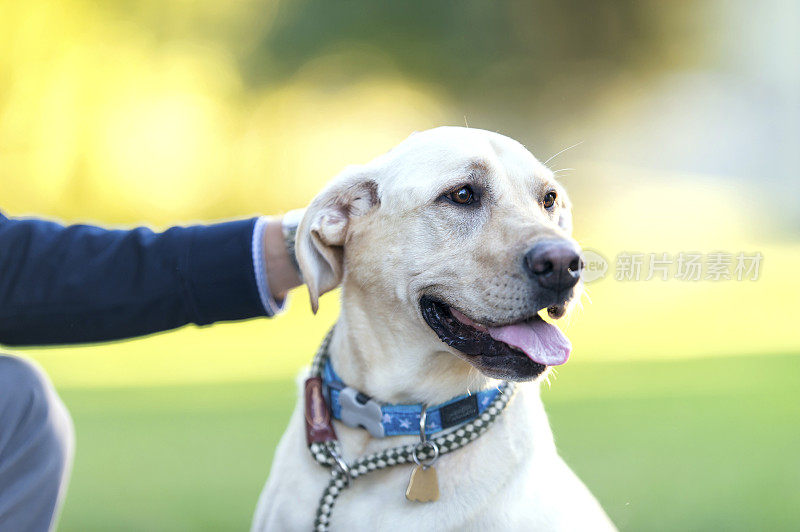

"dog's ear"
[296, 166, 379, 313]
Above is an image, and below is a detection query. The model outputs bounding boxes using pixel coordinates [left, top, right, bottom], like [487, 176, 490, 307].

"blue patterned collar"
[322, 360, 502, 439]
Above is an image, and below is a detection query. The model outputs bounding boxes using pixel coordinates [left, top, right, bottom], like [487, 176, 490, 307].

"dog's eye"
[447, 185, 476, 205]
[543, 190, 557, 210]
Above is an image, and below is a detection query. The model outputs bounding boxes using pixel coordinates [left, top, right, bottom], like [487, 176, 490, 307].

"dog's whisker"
[564, 309, 575, 328]
[463, 366, 481, 396]
[581, 287, 593, 305]
[543, 141, 583, 166]
[467, 366, 484, 392]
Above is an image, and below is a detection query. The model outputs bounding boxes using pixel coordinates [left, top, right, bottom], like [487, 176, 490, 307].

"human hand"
[262, 210, 304, 301]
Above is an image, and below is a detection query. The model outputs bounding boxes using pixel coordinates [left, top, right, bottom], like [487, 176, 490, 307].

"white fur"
[252, 127, 615, 531]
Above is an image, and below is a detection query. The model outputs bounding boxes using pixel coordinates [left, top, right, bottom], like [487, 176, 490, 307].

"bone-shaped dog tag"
[405, 465, 439, 502]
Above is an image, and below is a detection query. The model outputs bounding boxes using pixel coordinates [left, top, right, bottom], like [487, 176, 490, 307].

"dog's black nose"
[524, 239, 583, 291]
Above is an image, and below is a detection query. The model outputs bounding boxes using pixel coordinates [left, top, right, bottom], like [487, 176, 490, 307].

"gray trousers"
[0, 356, 74, 532]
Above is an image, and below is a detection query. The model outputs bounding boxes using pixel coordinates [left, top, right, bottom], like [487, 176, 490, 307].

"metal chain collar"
[306, 329, 516, 531]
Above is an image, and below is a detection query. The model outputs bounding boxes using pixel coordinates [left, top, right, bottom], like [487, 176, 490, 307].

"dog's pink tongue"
[488, 318, 571, 366]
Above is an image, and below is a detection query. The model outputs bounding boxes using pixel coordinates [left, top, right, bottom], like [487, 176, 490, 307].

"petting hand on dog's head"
[262, 212, 304, 301]
[0, 210, 308, 347]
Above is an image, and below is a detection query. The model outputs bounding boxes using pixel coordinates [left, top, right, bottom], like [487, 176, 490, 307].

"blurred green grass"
[56, 353, 800, 531]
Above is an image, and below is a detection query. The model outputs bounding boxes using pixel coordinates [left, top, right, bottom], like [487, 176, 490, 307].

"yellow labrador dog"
[252, 127, 615, 531]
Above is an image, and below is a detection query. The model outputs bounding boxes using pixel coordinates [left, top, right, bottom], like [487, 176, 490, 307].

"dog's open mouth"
[420, 296, 571, 381]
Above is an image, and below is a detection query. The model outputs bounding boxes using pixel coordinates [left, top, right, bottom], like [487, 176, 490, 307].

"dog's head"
[296, 127, 582, 382]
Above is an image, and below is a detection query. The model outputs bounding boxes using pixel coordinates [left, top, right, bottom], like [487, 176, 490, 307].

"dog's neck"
[328, 281, 502, 405]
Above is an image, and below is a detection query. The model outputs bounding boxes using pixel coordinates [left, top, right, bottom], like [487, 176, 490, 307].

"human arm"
[0, 212, 301, 346]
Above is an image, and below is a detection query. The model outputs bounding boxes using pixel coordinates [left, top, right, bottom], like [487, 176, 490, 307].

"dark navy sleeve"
[0, 212, 267, 346]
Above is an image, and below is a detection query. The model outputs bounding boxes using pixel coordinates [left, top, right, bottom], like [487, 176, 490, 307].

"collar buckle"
[339, 387, 385, 438]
